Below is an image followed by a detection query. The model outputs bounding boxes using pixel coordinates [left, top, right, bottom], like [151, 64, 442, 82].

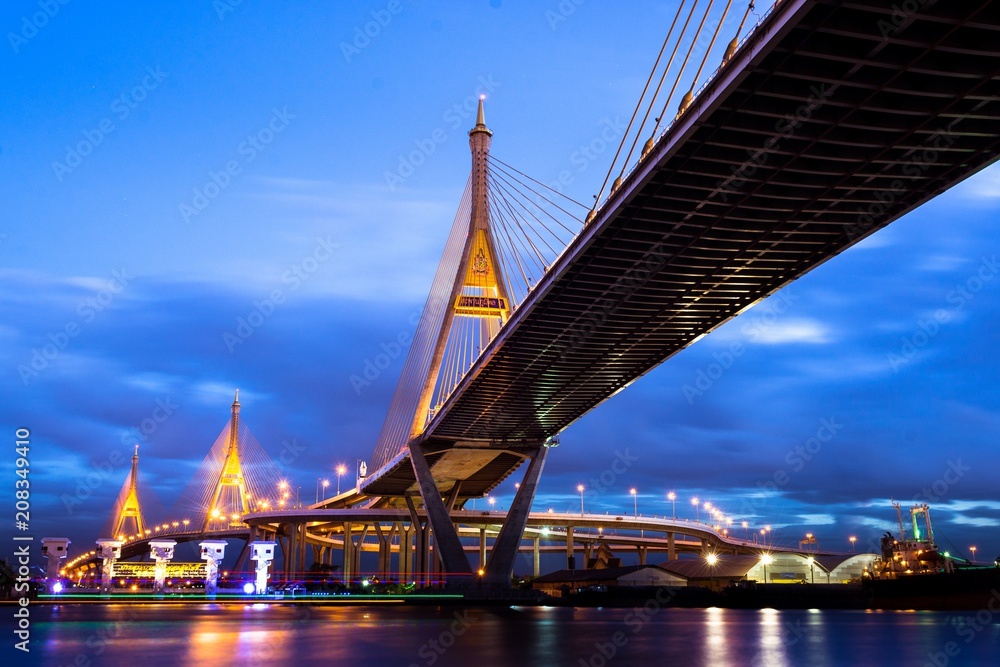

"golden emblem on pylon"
[472, 247, 489, 275]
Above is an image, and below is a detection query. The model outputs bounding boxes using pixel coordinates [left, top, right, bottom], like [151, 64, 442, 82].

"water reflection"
[703, 606, 731, 665]
[18, 603, 1000, 666]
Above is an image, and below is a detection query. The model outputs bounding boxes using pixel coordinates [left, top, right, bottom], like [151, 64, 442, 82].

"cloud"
[961, 163, 1000, 199]
[750, 318, 832, 345]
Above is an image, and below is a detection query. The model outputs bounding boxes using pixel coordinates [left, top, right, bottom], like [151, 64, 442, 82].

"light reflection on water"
[14, 603, 1000, 666]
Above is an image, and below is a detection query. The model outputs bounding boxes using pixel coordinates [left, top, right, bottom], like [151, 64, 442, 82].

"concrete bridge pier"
[668, 533, 677, 560]
[374, 523, 397, 579]
[485, 444, 548, 586]
[408, 440, 472, 581]
[566, 526, 575, 571]
[533, 536, 540, 577]
[352, 524, 370, 581]
[342, 521, 353, 584]
[398, 523, 412, 582]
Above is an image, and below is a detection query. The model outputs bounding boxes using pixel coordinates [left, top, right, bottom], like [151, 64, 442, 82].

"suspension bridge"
[60, 0, 1000, 589]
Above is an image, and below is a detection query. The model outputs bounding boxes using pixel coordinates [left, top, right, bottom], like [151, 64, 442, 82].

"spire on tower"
[470, 95, 493, 137]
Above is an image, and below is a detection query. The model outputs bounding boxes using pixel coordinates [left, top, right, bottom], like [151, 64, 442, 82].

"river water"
[7, 603, 1000, 666]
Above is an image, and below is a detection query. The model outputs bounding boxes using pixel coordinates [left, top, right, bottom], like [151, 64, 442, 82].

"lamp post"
[577, 484, 585, 516]
[667, 491, 676, 519]
[970, 546, 977, 563]
[692, 497, 700, 522]
[336, 464, 347, 495]
[849, 536, 857, 552]
[630, 488, 637, 518]
[742, 521, 749, 540]
[488, 496, 496, 511]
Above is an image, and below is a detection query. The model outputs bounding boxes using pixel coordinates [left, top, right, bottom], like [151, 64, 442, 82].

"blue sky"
[3, 0, 999, 569]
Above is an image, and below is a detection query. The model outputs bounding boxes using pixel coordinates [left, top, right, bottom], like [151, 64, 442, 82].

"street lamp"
[742, 521, 749, 540]
[488, 496, 496, 511]
[692, 496, 700, 522]
[630, 488, 637, 517]
[336, 464, 347, 495]
[667, 491, 676, 519]
[970, 546, 977, 563]
[760, 554, 773, 583]
[577, 484, 585, 515]
[849, 536, 857, 552]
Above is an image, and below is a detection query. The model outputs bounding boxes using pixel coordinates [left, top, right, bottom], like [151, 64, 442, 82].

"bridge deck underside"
[365, 0, 1000, 495]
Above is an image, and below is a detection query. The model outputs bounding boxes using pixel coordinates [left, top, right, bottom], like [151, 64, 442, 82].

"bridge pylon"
[387, 100, 548, 582]
[107, 444, 146, 540]
[201, 390, 252, 532]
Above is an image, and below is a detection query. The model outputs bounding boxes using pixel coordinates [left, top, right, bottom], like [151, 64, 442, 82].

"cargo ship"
[864, 501, 1000, 610]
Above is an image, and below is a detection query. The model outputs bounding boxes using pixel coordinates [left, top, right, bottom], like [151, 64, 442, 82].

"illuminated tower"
[202, 390, 251, 531]
[410, 97, 511, 437]
[110, 445, 146, 539]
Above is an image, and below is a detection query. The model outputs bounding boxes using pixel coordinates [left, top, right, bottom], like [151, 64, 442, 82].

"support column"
[479, 528, 488, 571]
[95, 539, 122, 598]
[286, 523, 298, 578]
[533, 536, 540, 578]
[566, 526, 575, 571]
[297, 524, 308, 576]
[342, 522, 353, 585]
[398, 523, 412, 582]
[485, 445, 549, 586]
[199, 540, 227, 598]
[374, 523, 397, 578]
[408, 440, 471, 579]
[41, 538, 70, 589]
[637, 546, 647, 566]
[250, 541, 276, 594]
[149, 540, 176, 597]
[353, 525, 370, 581]
[668, 533, 677, 561]
[405, 496, 430, 587]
